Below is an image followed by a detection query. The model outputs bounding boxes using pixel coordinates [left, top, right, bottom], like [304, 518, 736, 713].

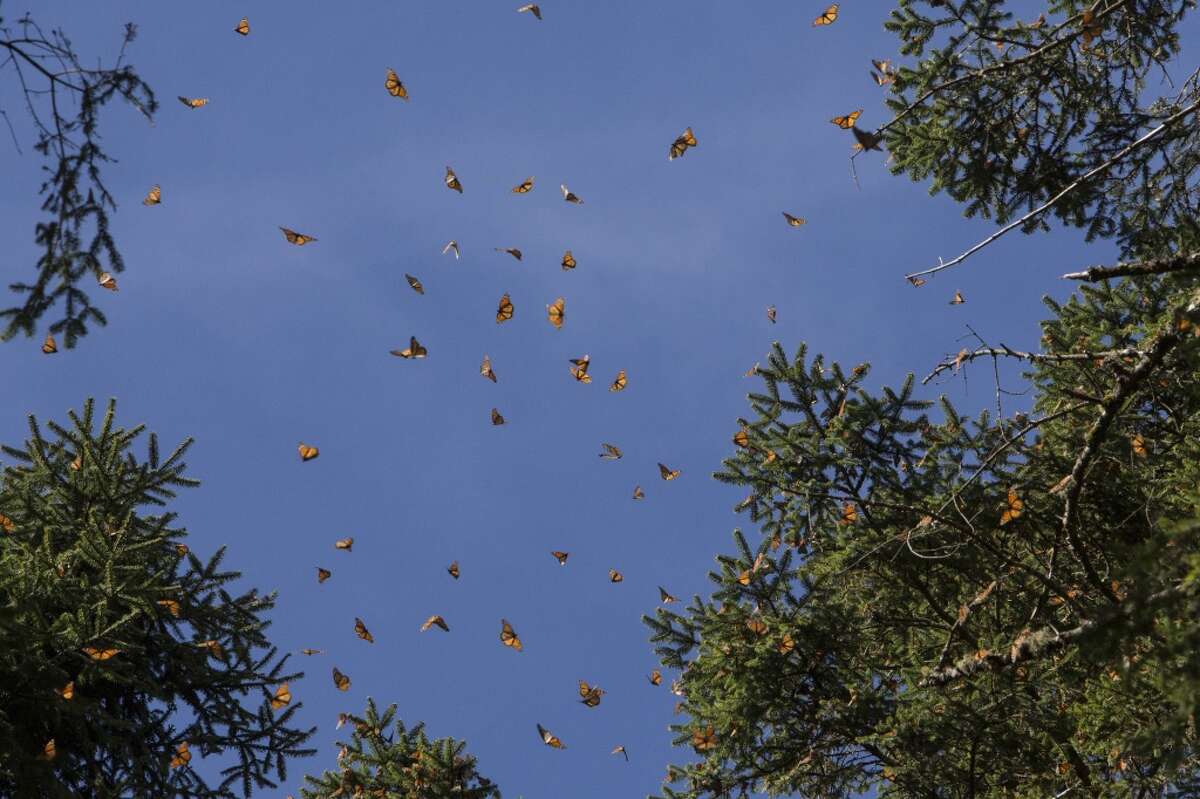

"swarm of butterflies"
[29, 0, 976, 785]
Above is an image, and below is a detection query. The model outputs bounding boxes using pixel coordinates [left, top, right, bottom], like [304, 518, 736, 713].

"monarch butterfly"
[332, 667, 351, 691]
[421, 614, 450, 632]
[950, 290, 965, 305]
[766, 305, 777, 324]
[733, 429, 750, 448]
[551, 550, 569, 565]
[445, 166, 463, 193]
[442, 240, 460, 259]
[41, 334, 57, 354]
[385, 68, 408, 99]
[300, 648, 324, 656]
[830, 109, 861, 129]
[609, 569, 624, 583]
[737, 569, 753, 586]
[782, 212, 806, 227]
[496, 293, 514, 323]
[279, 226, 317, 245]
[270, 682, 291, 709]
[177, 96, 209, 108]
[70, 454, 83, 470]
[659, 586, 678, 603]
[648, 669, 662, 685]
[579, 680, 605, 707]
[669, 126, 697, 160]
[142, 185, 161, 206]
[517, 3, 542, 19]
[561, 250, 576, 270]
[56, 681, 75, 700]
[747, 617, 767, 636]
[234, 17, 250, 35]
[500, 618, 522, 651]
[658, 462, 680, 481]
[83, 646, 120, 661]
[633, 485, 645, 499]
[390, 336, 428, 358]
[999, 487, 1024, 525]
[547, 297, 565, 329]
[852, 126, 883, 152]
[175, 543, 189, 556]
[537, 723, 566, 748]
[1132, 434, 1148, 458]
[481, 354, 497, 382]
[560, 184, 583, 204]
[745, 362, 760, 376]
[491, 408, 506, 425]
[157, 598, 182, 617]
[812, 3, 838, 26]
[1080, 9, 1102, 47]
[354, 617, 374, 643]
[612, 745, 629, 760]
[569, 355, 591, 383]
[298, 443, 320, 461]
[908, 275, 927, 288]
[40, 739, 56, 761]
[692, 725, 718, 751]
[778, 632, 795, 654]
[199, 640, 224, 659]
[599, 443, 622, 460]
[447, 561, 460, 579]
[495, 247, 523, 261]
[98, 272, 118, 291]
[335, 537, 354, 551]
[869, 58, 894, 86]
[405, 274, 424, 294]
[609, 370, 627, 392]
[317, 567, 331, 583]
[839, 502, 858, 525]
[512, 177, 534, 193]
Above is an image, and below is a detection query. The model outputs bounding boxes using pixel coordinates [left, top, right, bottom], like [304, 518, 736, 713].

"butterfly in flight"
[579, 680, 605, 707]
[42, 334, 57, 354]
[949, 290, 965, 305]
[390, 336, 428, 359]
[481, 354, 497, 382]
[517, 3, 542, 19]
[812, 3, 838, 26]
[495, 247, 523, 261]
[335, 537, 354, 551]
[782, 212, 806, 227]
[612, 745, 629, 761]
[512, 177, 534, 193]
[405, 274, 425, 294]
[142, 185, 161, 206]
[658, 462, 681, 481]
[648, 669, 662, 685]
[234, 17, 250, 36]
[610, 370, 627, 392]
[561, 184, 584, 204]
[56, 681, 74, 700]
[659, 586, 678, 603]
[767, 305, 777, 324]
[599, 443, 623, 460]
[421, 614, 450, 632]
[177, 96, 209, 109]
[569, 355, 592, 383]
[551, 550, 569, 565]
[98, 272, 118, 291]
[447, 561, 460, 579]
[609, 569, 624, 583]
[496, 292, 515, 323]
[385, 69, 408, 100]
[907, 275, 927, 288]
[561, 250, 576, 270]
[669, 126, 697, 160]
[442, 240, 460, 259]
[354, 617, 374, 643]
[632, 485, 645, 500]
[852, 126, 884, 152]
[298, 443, 319, 461]
[83, 646, 120, 661]
[547, 297, 565, 329]
[500, 619, 522, 651]
[270, 683, 291, 709]
[332, 667, 351, 691]
[869, 58, 894, 86]
[317, 567, 331, 583]
[170, 742, 191, 769]
[445, 166, 463, 193]
[300, 648, 324, 656]
[830, 109, 862, 129]
[999, 487, 1024, 525]
[537, 723, 566, 748]
[491, 408, 506, 426]
[279, 226, 317, 245]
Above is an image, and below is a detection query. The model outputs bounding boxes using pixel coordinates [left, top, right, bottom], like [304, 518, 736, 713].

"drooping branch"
[1061, 251, 1200, 282]
[923, 343, 1143, 384]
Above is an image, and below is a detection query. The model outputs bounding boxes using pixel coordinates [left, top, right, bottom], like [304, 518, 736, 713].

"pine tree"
[645, 2, 1200, 796]
[0, 398, 315, 797]
[299, 698, 501, 799]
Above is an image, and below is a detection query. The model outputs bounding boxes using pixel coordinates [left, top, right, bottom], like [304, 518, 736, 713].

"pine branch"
[1061, 251, 1200, 282]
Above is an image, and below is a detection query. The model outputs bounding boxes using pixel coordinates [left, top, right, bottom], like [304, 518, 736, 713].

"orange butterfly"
[335, 537, 354, 551]
[609, 370, 627, 392]
[270, 683, 291, 709]
[537, 723, 566, 748]
[385, 69, 408, 99]
[999, 487, 1024, 525]
[839, 502, 858, 525]
[157, 598, 182, 617]
[496, 293, 515, 323]
[658, 462, 680, 481]
[495, 247, 523, 260]
[612, 745, 629, 761]
[332, 667, 351, 691]
[83, 646, 120, 661]
[908, 275, 927, 288]
[491, 408, 506, 426]
[177, 96, 209, 108]
[659, 586, 678, 603]
[234, 17, 250, 36]
[500, 618, 522, 651]
[1132, 434, 1148, 458]
[142, 185, 161, 206]
[298, 443, 319, 461]
[447, 561, 460, 579]
[279, 226, 317, 245]
[317, 567, 331, 583]
[812, 3, 838, 26]
[445, 166, 463, 193]
[830, 109, 862, 129]
[421, 614, 450, 632]
[569, 355, 592, 383]
[669, 126, 697, 160]
[551, 550, 569, 565]
[599, 443, 623, 460]
[300, 648, 324, 656]
[0, 513, 15, 533]
[518, 3, 542, 19]
[390, 336, 428, 359]
[691, 725, 717, 751]
[733, 429, 750, 448]
[481, 354, 497, 382]
[632, 485, 645, 500]
[512, 177, 534, 194]
[561, 250, 576, 270]
[405, 274, 424, 294]
[950, 290, 965, 305]
[609, 569, 624, 583]
[579, 680, 605, 707]
[56, 681, 75, 700]
[41, 334, 57, 354]
[98, 272, 118, 291]
[354, 618, 374, 643]
[782, 212, 806, 227]
[40, 739, 56, 761]
[648, 669, 662, 685]
[747, 617, 768, 636]
[778, 632, 795, 654]
[547, 297, 565, 329]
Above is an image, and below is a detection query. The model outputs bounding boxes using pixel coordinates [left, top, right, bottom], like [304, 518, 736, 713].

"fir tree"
[0, 3, 157, 348]
[646, 2, 1200, 796]
[299, 698, 501, 799]
[0, 398, 315, 798]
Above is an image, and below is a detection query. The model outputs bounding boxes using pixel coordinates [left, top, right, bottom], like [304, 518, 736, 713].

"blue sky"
[2, 1, 1180, 796]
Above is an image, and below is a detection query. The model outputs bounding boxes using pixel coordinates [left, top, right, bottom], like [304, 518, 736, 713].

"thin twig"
[923, 344, 1143, 384]
[0, 107, 21, 153]
[905, 97, 1200, 282]
[1061, 251, 1200, 281]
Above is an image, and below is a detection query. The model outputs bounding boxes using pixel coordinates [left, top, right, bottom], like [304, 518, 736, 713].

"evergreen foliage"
[0, 399, 315, 798]
[299, 698, 501, 799]
[645, 1, 1200, 796]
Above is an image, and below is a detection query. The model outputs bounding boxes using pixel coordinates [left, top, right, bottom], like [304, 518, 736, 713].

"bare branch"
[1061, 251, 1200, 282]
